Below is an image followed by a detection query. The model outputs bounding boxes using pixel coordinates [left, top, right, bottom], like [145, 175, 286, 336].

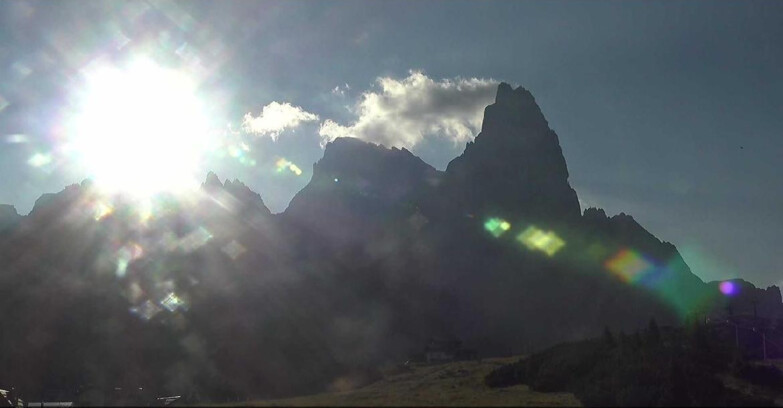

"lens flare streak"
[484, 217, 511, 238]
[516, 226, 565, 256]
[27, 153, 52, 167]
[719, 281, 737, 296]
[160, 292, 187, 312]
[115, 242, 144, 278]
[603, 248, 668, 287]
[275, 158, 303, 176]
[221, 240, 246, 260]
[92, 200, 114, 221]
[130, 299, 162, 321]
[178, 227, 213, 252]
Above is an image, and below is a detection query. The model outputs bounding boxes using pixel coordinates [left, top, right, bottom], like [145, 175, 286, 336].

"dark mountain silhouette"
[441, 83, 580, 223]
[0, 204, 20, 232]
[0, 83, 778, 404]
[706, 279, 783, 320]
[202, 171, 272, 218]
[284, 137, 439, 249]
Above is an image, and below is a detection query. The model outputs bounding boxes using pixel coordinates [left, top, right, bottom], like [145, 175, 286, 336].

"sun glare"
[67, 57, 212, 198]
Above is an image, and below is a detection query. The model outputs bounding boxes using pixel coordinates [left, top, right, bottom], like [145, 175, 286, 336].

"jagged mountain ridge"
[0, 83, 779, 403]
[283, 137, 440, 249]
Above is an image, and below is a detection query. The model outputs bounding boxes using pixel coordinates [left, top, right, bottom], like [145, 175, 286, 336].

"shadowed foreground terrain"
[229, 357, 580, 407]
[485, 322, 783, 406]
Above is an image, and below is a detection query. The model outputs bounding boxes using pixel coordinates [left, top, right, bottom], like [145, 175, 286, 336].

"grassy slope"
[232, 357, 580, 407]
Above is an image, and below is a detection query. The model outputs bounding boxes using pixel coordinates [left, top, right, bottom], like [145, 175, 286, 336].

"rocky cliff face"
[284, 137, 439, 247]
[201, 171, 272, 217]
[442, 83, 581, 222]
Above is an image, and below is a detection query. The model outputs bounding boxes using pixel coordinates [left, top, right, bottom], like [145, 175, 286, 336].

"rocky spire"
[200, 172, 271, 216]
[442, 83, 581, 222]
[202, 171, 224, 192]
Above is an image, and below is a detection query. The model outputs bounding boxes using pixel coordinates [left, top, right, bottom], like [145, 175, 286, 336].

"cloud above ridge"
[242, 102, 319, 141]
[318, 71, 497, 148]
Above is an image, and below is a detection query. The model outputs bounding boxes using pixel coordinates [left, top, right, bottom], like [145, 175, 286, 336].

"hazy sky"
[0, 1, 781, 287]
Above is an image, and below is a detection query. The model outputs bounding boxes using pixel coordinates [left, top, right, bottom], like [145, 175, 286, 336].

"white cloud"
[318, 71, 497, 148]
[318, 119, 353, 140]
[331, 83, 350, 97]
[242, 102, 319, 141]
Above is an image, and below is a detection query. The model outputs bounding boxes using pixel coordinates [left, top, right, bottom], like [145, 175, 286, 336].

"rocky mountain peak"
[289, 137, 438, 202]
[200, 172, 271, 216]
[442, 83, 581, 222]
[317, 137, 435, 179]
[492, 82, 538, 114]
[284, 137, 439, 246]
[202, 171, 224, 191]
[27, 183, 85, 221]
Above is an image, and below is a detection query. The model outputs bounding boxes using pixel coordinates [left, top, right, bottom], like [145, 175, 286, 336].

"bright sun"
[67, 57, 212, 198]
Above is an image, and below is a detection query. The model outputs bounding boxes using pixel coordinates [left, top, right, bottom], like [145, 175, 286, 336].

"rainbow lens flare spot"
[92, 200, 114, 221]
[160, 292, 187, 312]
[484, 217, 511, 238]
[719, 281, 737, 296]
[28, 153, 52, 167]
[115, 242, 144, 278]
[179, 227, 213, 252]
[226, 142, 257, 167]
[605, 249, 655, 283]
[275, 158, 303, 176]
[221, 240, 247, 260]
[130, 300, 162, 321]
[516, 226, 565, 256]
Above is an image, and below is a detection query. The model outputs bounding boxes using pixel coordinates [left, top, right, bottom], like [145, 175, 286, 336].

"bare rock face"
[202, 171, 224, 191]
[442, 83, 581, 222]
[284, 137, 439, 247]
[201, 171, 272, 217]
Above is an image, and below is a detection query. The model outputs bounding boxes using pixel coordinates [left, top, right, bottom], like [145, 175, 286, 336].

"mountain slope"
[237, 356, 580, 407]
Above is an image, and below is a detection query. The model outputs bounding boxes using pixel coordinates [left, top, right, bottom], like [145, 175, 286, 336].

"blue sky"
[0, 0, 781, 287]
